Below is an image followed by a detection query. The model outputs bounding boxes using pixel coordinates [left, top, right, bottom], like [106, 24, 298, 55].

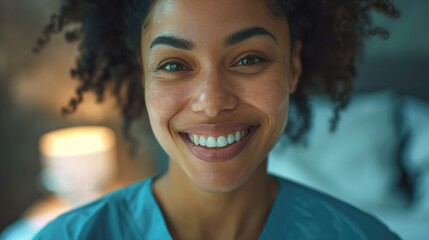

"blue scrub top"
[34, 176, 399, 239]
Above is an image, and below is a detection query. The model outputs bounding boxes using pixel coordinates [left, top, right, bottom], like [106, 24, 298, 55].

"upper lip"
[180, 122, 256, 136]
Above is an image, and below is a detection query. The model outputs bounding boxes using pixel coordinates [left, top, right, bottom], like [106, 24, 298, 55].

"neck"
[153, 160, 278, 240]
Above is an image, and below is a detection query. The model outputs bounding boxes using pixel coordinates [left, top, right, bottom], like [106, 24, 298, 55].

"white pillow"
[268, 90, 408, 211]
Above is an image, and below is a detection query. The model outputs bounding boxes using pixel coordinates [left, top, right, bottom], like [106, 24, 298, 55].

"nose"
[191, 71, 238, 117]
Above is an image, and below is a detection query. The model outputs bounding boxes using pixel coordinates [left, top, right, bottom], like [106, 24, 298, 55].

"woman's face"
[141, 0, 301, 192]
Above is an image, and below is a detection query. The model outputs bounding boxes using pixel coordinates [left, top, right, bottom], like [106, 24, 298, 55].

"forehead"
[142, 0, 290, 45]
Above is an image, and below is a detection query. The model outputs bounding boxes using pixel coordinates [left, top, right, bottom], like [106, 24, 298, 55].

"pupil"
[244, 57, 255, 65]
[168, 63, 180, 71]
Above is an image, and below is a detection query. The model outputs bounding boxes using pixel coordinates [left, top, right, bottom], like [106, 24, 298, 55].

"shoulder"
[273, 177, 400, 240]
[34, 178, 154, 239]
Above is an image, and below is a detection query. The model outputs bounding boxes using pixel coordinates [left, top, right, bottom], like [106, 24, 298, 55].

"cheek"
[145, 82, 188, 127]
[241, 75, 290, 114]
[252, 77, 290, 141]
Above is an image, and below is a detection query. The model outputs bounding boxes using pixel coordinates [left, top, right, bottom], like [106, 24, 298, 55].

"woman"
[35, 0, 400, 239]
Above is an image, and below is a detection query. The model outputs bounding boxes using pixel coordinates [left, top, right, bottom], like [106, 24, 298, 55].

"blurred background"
[268, 1, 429, 239]
[0, 0, 168, 237]
[0, 0, 428, 239]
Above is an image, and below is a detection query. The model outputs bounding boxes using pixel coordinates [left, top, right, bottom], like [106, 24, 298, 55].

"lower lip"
[181, 126, 258, 162]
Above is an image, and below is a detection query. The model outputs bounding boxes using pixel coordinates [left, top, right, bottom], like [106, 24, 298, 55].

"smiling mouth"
[179, 125, 258, 162]
[186, 128, 250, 148]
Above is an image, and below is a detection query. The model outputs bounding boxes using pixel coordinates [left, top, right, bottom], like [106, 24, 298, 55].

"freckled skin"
[142, 0, 301, 193]
[141, 0, 302, 238]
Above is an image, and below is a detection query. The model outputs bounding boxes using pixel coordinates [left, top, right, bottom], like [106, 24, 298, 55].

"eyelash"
[156, 54, 268, 73]
[158, 61, 190, 72]
[234, 55, 267, 67]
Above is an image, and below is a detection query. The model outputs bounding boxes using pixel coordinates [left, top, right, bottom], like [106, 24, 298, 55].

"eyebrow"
[149, 26, 276, 50]
[225, 26, 277, 46]
[149, 36, 194, 50]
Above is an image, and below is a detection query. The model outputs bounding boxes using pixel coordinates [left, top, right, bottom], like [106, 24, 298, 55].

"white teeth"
[199, 136, 207, 146]
[217, 136, 227, 147]
[193, 134, 199, 145]
[227, 134, 235, 144]
[207, 136, 217, 147]
[188, 128, 250, 148]
[234, 131, 241, 141]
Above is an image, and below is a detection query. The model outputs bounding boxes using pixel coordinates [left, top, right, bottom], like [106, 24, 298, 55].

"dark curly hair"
[34, 0, 399, 142]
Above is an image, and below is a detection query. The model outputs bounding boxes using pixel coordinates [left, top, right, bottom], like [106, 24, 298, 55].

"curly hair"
[34, 0, 399, 142]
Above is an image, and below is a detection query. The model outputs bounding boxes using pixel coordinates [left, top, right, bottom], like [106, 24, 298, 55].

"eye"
[235, 55, 266, 66]
[158, 61, 189, 72]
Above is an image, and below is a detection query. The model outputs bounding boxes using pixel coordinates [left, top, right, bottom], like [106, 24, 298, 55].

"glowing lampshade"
[39, 126, 116, 203]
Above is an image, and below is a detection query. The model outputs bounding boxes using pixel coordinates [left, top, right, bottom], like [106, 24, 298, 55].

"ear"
[289, 41, 302, 94]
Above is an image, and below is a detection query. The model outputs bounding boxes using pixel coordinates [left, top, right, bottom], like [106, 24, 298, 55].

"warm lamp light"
[40, 126, 115, 157]
[39, 126, 116, 204]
